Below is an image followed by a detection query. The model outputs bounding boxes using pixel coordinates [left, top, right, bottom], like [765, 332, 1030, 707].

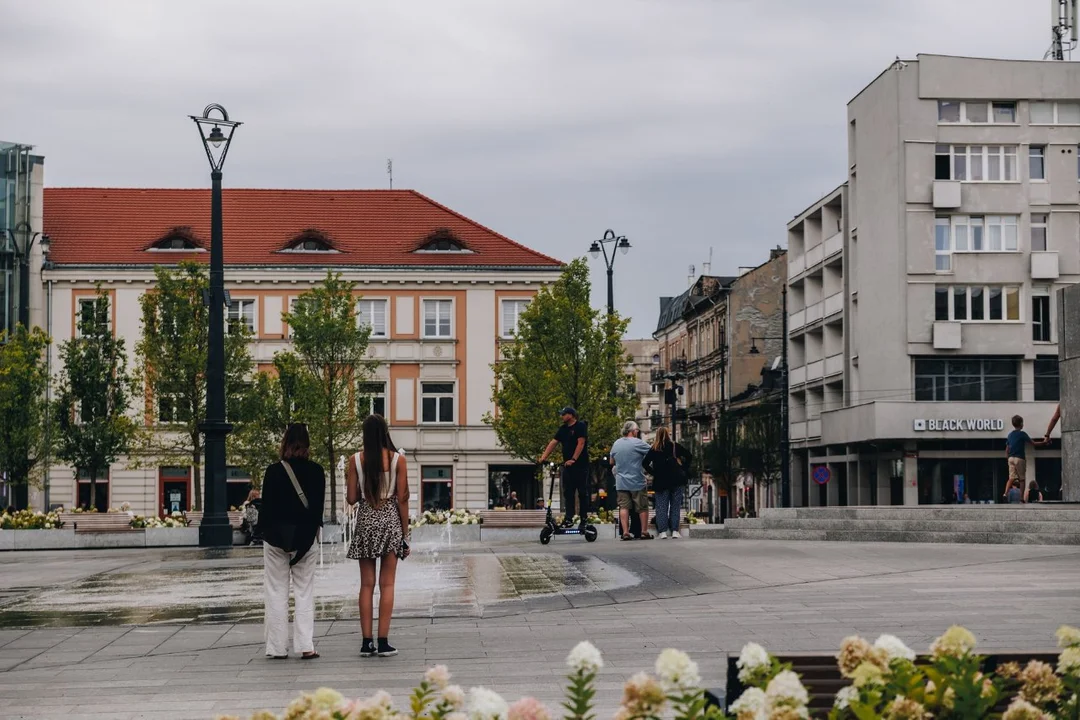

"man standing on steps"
[539, 407, 590, 529]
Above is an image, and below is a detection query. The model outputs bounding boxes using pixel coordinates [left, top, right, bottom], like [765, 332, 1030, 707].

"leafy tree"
[134, 263, 252, 511]
[229, 352, 306, 486]
[702, 413, 741, 512]
[54, 289, 138, 509]
[0, 326, 50, 509]
[736, 402, 784, 492]
[486, 258, 637, 463]
[283, 271, 377, 520]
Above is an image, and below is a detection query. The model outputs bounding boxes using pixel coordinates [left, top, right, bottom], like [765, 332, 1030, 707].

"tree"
[229, 352, 306, 486]
[0, 326, 50, 509]
[736, 402, 784, 494]
[486, 258, 637, 463]
[283, 271, 377, 520]
[134, 263, 253, 511]
[54, 289, 138, 509]
[703, 413, 741, 516]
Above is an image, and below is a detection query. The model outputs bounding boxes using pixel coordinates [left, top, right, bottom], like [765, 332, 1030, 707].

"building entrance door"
[160, 466, 190, 517]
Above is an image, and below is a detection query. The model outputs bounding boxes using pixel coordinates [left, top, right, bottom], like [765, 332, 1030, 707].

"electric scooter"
[539, 462, 598, 544]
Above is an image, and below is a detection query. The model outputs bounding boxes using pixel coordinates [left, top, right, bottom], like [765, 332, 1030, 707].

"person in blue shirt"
[1005, 415, 1048, 502]
[609, 420, 653, 540]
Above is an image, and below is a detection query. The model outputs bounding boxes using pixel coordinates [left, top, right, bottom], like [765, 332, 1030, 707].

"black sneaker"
[377, 638, 397, 657]
[360, 638, 376, 657]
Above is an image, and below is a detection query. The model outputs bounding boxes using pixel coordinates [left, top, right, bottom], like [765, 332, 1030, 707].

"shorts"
[617, 490, 648, 513]
[1008, 456, 1027, 482]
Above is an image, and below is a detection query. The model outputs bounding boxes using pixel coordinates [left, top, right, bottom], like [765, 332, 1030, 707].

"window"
[1032, 287, 1051, 342]
[226, 299, 255, 335]
[914, 357, 1019, 401]
[420, 466, 452, 512]
[421, 382, 454, 423]
[1030, 146, 1046, 180]
[150, 236, 202, 251]
[935, 145, 1017, 181]
[76, 468, 109, 511]
[76, 297, 110, 337]
[500, 299, 530, 338]
[415, 228, 471, 253]
[356, 299, 387, 337]
[934, 285, 1021, 322]
[158, 394, 191, 424]
[1035, 357, 1060, 401]
[937, 101, 1016, 124]
[282, 232, 335, 253]
[422, 300, 452, 338]
[1031, 213, 1048, 251]
[935, 215, 1019, 270]
[357, 381, 386, 418]
[1030, 100, 1080, 124]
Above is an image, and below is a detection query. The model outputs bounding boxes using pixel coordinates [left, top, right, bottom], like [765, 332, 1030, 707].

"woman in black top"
[643, 427, 692, 539]
[261, 423, 325, 660]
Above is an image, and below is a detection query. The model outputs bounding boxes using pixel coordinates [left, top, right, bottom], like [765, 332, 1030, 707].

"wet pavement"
[1, 538, 1079, 718]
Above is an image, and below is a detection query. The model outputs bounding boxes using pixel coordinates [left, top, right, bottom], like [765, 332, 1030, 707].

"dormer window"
[414, 228, 473, 253]
[147, 228, 204, 252]
[280, 230, 338, 253]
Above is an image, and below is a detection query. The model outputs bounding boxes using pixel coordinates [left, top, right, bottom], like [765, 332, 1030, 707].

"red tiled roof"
[43, 188, 563, 268]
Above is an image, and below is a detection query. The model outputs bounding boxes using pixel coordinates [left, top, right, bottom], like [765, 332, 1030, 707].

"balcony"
[789, 309, 806, 331]
[823, 291, 843, 318]
[804, 301, 824, 325]
[805, 243, 824, 269]
[824, 353, 844, 377]
[789, 365, 807, 386]
[806, 359, 824, 381]
[823, 231, 843, 259]
[789, 253, 806, 277]
[932, 180, 961, 208]
[1032, 251, 1059, 280]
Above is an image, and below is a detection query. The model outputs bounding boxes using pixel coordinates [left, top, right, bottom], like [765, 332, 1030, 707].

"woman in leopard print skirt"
[345, 414, 410, 657]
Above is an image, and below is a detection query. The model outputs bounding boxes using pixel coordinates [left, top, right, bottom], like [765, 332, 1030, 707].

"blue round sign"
[812, 465, 831, 485]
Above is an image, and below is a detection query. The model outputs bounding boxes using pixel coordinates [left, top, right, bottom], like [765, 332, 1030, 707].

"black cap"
[559, 406, 577, 417]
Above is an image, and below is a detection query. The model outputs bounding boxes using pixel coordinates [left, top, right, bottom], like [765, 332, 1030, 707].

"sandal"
[268, 654, 288, 660]
[621, 534, 634, 541]
[301, 652, 320, 660]
[638, 532, 654, 540]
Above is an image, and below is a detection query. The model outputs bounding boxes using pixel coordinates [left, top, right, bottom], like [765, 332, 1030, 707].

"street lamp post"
[588, 229, 631, 316]
[749, 285, 790, 508]
[190, 104, 241, 548]
[3, 222, 49, 333]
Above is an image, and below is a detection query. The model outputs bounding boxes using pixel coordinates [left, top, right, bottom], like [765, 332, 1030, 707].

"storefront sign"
[913, 418, 1005, 432]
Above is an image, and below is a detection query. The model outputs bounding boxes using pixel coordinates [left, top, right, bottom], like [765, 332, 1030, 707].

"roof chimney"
[688, 264, 696, 287]
[702, 247, 713, 276]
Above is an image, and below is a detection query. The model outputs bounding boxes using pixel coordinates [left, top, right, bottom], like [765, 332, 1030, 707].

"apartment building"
[622, 338, 662, 440]
[787, 55, 1076, 507]
[36, 187, 563, 517]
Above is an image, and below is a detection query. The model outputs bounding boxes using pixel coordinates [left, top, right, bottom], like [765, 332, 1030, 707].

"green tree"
[736, 403, 784, 492]
[229, 352, 306, 486]
[134, 263, 253, 510]
[703, 413, 741, 511]
[54, 289, 138, 509]
[486, 258, 637, 462]
[0, 326, 50, 509]
[283, 271, 377, 520]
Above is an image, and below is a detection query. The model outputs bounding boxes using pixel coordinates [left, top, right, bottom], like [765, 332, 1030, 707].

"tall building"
[787, 55, 1076, 507]
[0, 142, 45, 336]
[622, 338, 661, 440]
[39, 187, 563, 516]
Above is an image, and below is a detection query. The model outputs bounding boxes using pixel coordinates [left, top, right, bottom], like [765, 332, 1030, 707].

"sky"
[0, 0, 1055, 336]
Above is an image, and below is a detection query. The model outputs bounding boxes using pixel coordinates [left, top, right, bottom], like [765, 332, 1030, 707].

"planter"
[74, 530, 145, 549]
[145, 527, 199, 547]
[408, 524, 481, 546]
[0, 530, 13, 551]
[11, 528, 77, 550]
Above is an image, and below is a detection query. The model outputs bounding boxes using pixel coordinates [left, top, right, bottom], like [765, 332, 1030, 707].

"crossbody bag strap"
[280, 461, 309, 510]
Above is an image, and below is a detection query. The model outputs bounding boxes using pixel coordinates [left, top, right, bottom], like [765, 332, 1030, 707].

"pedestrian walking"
[643, 427, 692, 539]
[538, 407, 590, 528]
[346, 414, 411, 658]
[260, 423, 325, 660]
[610, 420, 653, 541]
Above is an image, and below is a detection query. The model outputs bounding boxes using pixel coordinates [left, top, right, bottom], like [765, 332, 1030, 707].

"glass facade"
[0, 142, 40, 337]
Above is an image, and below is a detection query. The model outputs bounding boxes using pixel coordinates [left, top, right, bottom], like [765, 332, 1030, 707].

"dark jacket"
[643, 441, 693, 492]
[260, 458, 325, 563]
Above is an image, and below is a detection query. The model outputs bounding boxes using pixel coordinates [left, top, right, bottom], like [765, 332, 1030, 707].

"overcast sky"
[1, 0, 1054, 336]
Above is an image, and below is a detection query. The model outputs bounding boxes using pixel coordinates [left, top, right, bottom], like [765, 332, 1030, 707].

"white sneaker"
[670, 530, 681, 539]
[658, 531, 669, 539]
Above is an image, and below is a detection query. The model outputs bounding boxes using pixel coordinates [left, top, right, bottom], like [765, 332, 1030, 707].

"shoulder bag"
[263, 460, 310, 552]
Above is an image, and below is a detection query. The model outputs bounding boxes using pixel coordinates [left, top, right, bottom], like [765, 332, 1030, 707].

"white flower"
[729, 687, 767, 719]
[425, 664, 452, 689]
[371, 690, 393, 709]
[834, 686, 858, 710]
[442, 685, 466, 709]
[1058, 646, 1080, 676]
[566, 641, 603, 673]
[765, 670, 809, 707]
[655, 648, 701, 691]
[467, 687, 509, 720]
[873, 634, 916, 662]
[736, 642, 771, 681]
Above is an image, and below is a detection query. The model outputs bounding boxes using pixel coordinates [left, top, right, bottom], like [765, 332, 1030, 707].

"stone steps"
[718, 528, 1080, 545]
[730, 518, 1080, 534]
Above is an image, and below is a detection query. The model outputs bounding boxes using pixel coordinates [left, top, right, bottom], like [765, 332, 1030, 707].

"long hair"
[279, 423, 310, 461]
[652, 426, 670, 451]
[361, 414, 397, 507]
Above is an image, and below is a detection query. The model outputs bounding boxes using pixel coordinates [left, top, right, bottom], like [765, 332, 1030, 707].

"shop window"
[914, 357, 1018, 401]
[160, 466, 190, 516]
[421, 466, 452, 512]
[226, 467, 252, 509]
[1035, 357, 1060, 402]
[77, 468, 109, 510]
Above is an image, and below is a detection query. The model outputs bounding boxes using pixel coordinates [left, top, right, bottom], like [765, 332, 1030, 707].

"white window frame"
[1029, 100, 1080, 125]
[76, 297, 111, 338]
[935, 215, 1019, 273]
[422, 299, 453, 339]
[357, 381, 387, 418]
[1032, 286, 1052, 343]
[1029, 145, 1047, 181]
[157, 393, 190, 425]
[1031, 213, 1049, 252]
[226, 298, 256, 335]
[935, 285, 1023, 323]
[937, 100, 1017, 124]
[500, 298, 530, 339]
[935, 145, 1018, 182]
[420, 381, 455, 424]
[356, 298, 388, 338]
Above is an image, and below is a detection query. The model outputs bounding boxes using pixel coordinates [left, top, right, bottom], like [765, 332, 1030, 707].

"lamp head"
[749, 343, 760, 355]
[617, 236, 631, 255]
[588, 241, 601, 259]
[207, 125, 226, 148]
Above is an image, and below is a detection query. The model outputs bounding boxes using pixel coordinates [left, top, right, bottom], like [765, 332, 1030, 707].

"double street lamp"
[748, 285, 790, 508]
[588, 229, 631, 316]
[2, 222, 49, 334]
[190, 104, 241, 548]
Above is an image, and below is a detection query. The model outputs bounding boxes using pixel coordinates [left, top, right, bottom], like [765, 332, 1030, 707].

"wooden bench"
[185, 511, 243, 529]
[478, 510, 547, 528]
[60, 513, 134, 533]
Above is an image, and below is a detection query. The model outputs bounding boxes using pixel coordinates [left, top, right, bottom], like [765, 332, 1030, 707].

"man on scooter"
[538, 407, 590, 530]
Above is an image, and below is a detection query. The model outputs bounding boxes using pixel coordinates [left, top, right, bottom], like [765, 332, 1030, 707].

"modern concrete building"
[788, 55, 1077, 507]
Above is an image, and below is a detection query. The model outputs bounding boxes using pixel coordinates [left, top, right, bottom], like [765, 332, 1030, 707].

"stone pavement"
[1, 538, 1078, 718]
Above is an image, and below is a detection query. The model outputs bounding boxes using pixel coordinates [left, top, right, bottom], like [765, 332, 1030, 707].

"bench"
[719, 652, 1060, 714]
[60, 513, 134, 533]
[478, 510, 547, 528]
[185, 511, 243, 529]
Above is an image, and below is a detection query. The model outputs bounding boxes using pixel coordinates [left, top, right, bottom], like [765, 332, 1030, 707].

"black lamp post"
[588, 229, 631, 316]
[190, 104, 241, 548]
[3, 222, 49, 333]
[748, 286, 790, 507]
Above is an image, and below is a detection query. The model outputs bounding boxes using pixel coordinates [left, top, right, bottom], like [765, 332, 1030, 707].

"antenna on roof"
[688, 264, 696, 288]
[1048, 0, 1078, 59]
[387, 159, 393, 189]
[703, 247, 713, 275]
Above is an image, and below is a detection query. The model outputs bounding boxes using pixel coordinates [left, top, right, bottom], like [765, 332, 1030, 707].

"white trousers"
[263, 542, 317, 656]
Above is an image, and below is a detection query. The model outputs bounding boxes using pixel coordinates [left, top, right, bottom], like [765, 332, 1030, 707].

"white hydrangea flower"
[566, 641, 604, 673]
[834, 686, 858, 710]
[371, 690, 393, 709]
[764, 670, 809, 707]
[425, 665, 452, 689]
[655, 648, 701, 691]
[1058, 646, 1080, 676]
[442, 685, 467, 710]
[736, 642, 771, 682]
[873, 634, 916, 662]
[468, 687, 509, 720]
[728, 687, 767, 719]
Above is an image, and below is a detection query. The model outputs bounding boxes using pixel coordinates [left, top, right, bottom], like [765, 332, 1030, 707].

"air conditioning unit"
[932, 180, 961, 209]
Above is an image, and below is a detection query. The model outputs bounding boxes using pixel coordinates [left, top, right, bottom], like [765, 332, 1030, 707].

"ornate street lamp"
[588, 229, 630, 316]
[189, 104, 241, 547]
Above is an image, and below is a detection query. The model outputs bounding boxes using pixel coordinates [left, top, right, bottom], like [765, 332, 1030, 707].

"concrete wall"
[1062, 284, 1080, 501]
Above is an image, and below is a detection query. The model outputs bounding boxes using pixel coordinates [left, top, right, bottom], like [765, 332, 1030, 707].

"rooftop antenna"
[1047, 0, 1078, 59]
[387, 158, 393, 189]
[702, 247, 713, 275]
[688, 264, 696, 288]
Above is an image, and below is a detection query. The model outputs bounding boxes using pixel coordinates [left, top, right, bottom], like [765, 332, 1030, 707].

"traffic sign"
[812, 465, 831, 485]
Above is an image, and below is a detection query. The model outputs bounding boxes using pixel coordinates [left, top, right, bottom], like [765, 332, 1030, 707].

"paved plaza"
[1, 537, 1079, 718]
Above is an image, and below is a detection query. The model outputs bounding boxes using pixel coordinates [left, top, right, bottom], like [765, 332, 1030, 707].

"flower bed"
[0, 509, 64, 530]
[130, 511, 189, 529]
[410, 509, 482, 528]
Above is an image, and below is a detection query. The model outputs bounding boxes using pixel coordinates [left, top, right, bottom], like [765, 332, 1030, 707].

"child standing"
[1005, 415, 1047, 502]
